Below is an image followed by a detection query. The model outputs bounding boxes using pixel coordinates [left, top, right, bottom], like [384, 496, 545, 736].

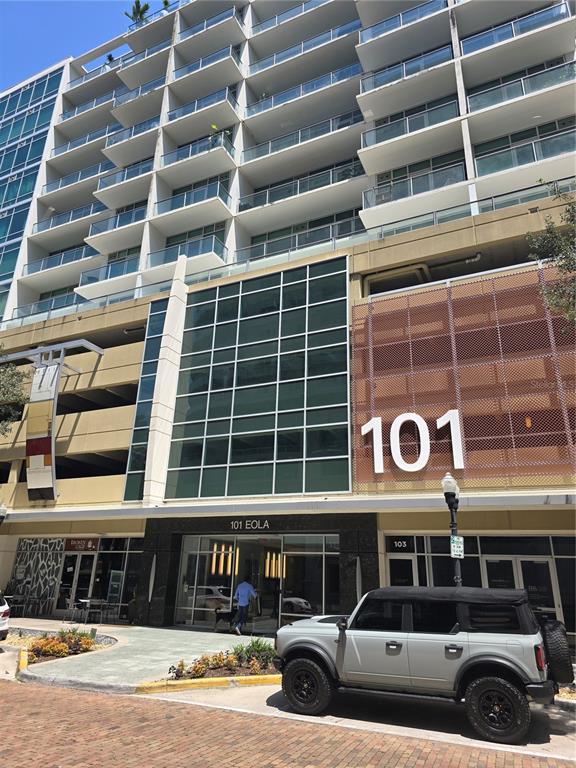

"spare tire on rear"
[541, 620, 574, 685]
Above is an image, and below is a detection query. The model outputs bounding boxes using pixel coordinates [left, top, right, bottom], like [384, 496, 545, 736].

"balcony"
[117, 38, 171, 89]
[469, 62, 576, 112]
[86, 205, 147, 253]
[66, 59, 121, 91]
[242, 109, 364, 186]
[20, 245, 104, 292]
[171, 46, 243, 102]
[51, 124, 121, 173]
[176, 8, 246, 60]
[159, 132, 236, 187]
[112, 76, 165, 124]
[247, 19, 361, 94]
[237, 216, 365, 265]
[359, 101, 461, 174]
[252, 0, 330, 35]
[166, 87, 240, 144]
[461, 3, 571, 55]
[460, 3, 574, 86]
[361, 162, 468, 227]
[32, 201, 108, 249]
[146, 235, 227, 280]
[237, 159, 366, 232]
[357, 0, 450, 72]
[474, 128, 576, 198]
[357, 45, 456, 120]
[12, 292, 83, 321]
[80, 256, 140, 286]
[59, 87, 118, 123]
[245, 62, 362, 143]
[153, 181, 232, 236]
[102, 116, 160, 167]
[95, 158, 154, 208]
[41, 160, 115, 206]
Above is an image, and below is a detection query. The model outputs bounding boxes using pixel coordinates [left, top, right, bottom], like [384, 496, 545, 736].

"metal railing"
[106, 116, 160, 147]
[248, 19, 361, 75]
[43, 160, 115, 194]
[362, 101, 459, 147]
[178, 7, 244, 42]
[147, 235, 227, 268]
[80, 256, 140, 285]
[475, 129, 576, 176]
[33, 201, 107, 233]
[360, 0, 447, 43]
[168, 87, 238, 122]
[252, 0, 329, 35]
[60, 88, 122, 122]
[22, 245, 98, 275]
[120, 38, 171, 68]
[363, 163, 466, 207]
[67, 60, 121, 90]
[52, 123, 121, 156]
[98, 158, 154, 190]
[113, 76, 164, 106]
[156, 182, 232, 214]
[128, 0, 192, 30]
[461, 2, 570, 55]
[13, 292, 82, 319]
[468, 61, 576, 111]
[89, 205, 147, 236]
[239, 159, 364, 211]
[244, 109, 363, 162]
[162, 132, 234, 166]
[361, 44, 452, 93]
[246, 62, 362, 117]
[175, 46, 241, 79]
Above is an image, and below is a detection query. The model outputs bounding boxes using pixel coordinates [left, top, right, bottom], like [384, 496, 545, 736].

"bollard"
[89, 627, 97, 640]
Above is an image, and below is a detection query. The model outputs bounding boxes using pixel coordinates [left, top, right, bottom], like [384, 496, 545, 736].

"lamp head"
[441, 472, 460, 498]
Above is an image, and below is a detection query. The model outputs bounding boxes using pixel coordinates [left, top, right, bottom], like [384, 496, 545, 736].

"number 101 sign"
[361, 409, 465, 474]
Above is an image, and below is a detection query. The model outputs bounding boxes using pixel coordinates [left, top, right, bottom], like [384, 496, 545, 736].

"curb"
[17, 666, 137, 694]
[17, 648, 28, 673]
[136, 674, 282, 694]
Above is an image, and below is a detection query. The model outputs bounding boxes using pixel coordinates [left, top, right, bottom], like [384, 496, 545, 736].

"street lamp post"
[441, 472, 462, 587]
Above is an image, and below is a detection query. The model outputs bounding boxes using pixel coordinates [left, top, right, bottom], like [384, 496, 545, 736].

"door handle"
[386, 641, 402, 650]
[445, 644, 463, 653]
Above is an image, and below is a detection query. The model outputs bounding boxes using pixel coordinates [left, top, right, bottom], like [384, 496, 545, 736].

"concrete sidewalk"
[8, 618, 255, 691]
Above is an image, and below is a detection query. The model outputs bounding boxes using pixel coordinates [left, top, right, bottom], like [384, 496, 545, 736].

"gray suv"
[274, 587, 573, 744]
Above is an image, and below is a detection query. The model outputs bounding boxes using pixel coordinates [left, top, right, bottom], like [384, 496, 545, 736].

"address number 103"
[361, 409, 465, 473]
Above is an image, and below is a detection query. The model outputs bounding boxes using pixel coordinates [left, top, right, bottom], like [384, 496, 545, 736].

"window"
[354, 598, 403, 631]
[467, 605, 521, 633]
[411, 601, 458, 634]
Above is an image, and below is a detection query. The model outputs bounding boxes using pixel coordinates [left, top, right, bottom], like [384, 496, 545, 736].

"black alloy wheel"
[478, 688, 514, 730]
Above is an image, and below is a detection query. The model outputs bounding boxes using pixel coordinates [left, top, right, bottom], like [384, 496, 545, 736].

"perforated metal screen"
[351, 265, 575, 493]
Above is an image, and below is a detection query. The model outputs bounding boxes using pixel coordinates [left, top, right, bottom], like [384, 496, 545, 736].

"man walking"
[233, 574, 257, 635]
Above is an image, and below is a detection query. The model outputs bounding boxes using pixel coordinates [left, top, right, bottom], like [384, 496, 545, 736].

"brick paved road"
[2, 681, 573, 768]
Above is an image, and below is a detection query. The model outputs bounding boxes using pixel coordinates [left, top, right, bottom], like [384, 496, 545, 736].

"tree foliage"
[0, 352, 28, 437]
[527, 186, 576, 324]
[124, 0, 150, 22]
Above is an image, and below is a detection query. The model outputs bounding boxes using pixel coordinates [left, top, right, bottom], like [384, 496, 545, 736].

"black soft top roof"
[367, 587, 528, 605]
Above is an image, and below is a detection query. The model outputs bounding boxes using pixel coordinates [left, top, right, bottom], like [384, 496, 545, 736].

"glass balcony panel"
[468, 81, 524, 110]
[106, 116, 160, 147]
[468, 62, 576, 111]
[168, 88, 237, 121]
[148, 236, 226, 268]
[114, 77, 164, 106]
[524, 61, 576, 93]
[462, 3, 569, 54]
[53, 124, 121, 156]
[60, 89, 119, 121]
[98, 159, 154, 189]
[179, 8, 241, 42]
[80, 256, 139, 285]
[360, 0, 447, 42]
[175, 46, 239, 79]
[364, 163, 465, 207]
[475, 130, 575, 176]
[536, 130, 576, 160]
[363, 102, 458, 147]
[34, 201, 107, 232]
[89, 206, 146, 235]
[162, 132, 234, 166]
[362, 46, 452, 93]
[252, 0, 328, 35]
[156, 183, 231, 214]
[24, 245, 98, 274]
[43, 160, 115, 193]
[120, 38, 171, 68]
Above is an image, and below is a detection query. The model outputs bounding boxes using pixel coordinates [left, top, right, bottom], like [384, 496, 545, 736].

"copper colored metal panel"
[351, 265, 575, 493]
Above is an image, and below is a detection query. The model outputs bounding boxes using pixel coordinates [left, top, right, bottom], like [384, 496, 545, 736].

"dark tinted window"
[354, 599, 402, 631]
[468, 605, 521, 633]
[411, 601, 458, 634]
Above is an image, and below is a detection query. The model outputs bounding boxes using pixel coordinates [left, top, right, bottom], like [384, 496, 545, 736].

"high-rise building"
[0, 0, 574, 638]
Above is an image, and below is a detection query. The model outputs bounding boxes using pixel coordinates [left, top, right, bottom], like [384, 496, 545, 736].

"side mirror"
[337, 616, 348, 632]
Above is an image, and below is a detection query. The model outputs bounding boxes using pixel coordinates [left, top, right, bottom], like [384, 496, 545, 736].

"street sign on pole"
[450, 535, 464, 559]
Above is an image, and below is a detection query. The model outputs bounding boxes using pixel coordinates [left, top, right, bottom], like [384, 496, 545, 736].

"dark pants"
[235, 604, 249, 630]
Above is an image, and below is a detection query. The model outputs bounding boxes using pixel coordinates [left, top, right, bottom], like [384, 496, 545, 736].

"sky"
[0, 0, 169, 93]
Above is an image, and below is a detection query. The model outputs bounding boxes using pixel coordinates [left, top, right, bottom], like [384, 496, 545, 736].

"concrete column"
[141, 258, 187, 504]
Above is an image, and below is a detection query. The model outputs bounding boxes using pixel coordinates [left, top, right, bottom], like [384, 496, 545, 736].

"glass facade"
[0, 68, 62, 304]
[167, 256, 350, 498]
[124, 298, 168, 501]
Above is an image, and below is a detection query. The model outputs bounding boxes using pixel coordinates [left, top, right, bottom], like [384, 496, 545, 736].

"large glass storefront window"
[175, 534, 340, 631]
[385, 535, 575, 636]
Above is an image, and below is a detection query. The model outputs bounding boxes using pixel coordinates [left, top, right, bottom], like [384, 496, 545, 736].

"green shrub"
[232, 638, 275, 667]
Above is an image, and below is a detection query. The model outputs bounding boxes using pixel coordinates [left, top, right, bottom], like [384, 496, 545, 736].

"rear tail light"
[0, 608, 9, 619]
[534, 644, 546, 671]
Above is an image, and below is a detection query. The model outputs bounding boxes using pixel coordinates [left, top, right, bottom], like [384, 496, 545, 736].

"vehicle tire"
[540, 620, 574, 685]
[282, 657, 334, 715]
[465, 676, 531, 744]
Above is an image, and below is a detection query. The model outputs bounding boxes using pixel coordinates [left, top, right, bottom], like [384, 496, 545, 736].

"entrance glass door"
[483, 557, 560, 620]
[388, 557, 416, 586]
[485, 559, 516, 590]
[54, 553, 96, 611]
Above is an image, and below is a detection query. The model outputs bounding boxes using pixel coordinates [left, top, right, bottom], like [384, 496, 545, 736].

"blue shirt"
[234, 581, 257, 607]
